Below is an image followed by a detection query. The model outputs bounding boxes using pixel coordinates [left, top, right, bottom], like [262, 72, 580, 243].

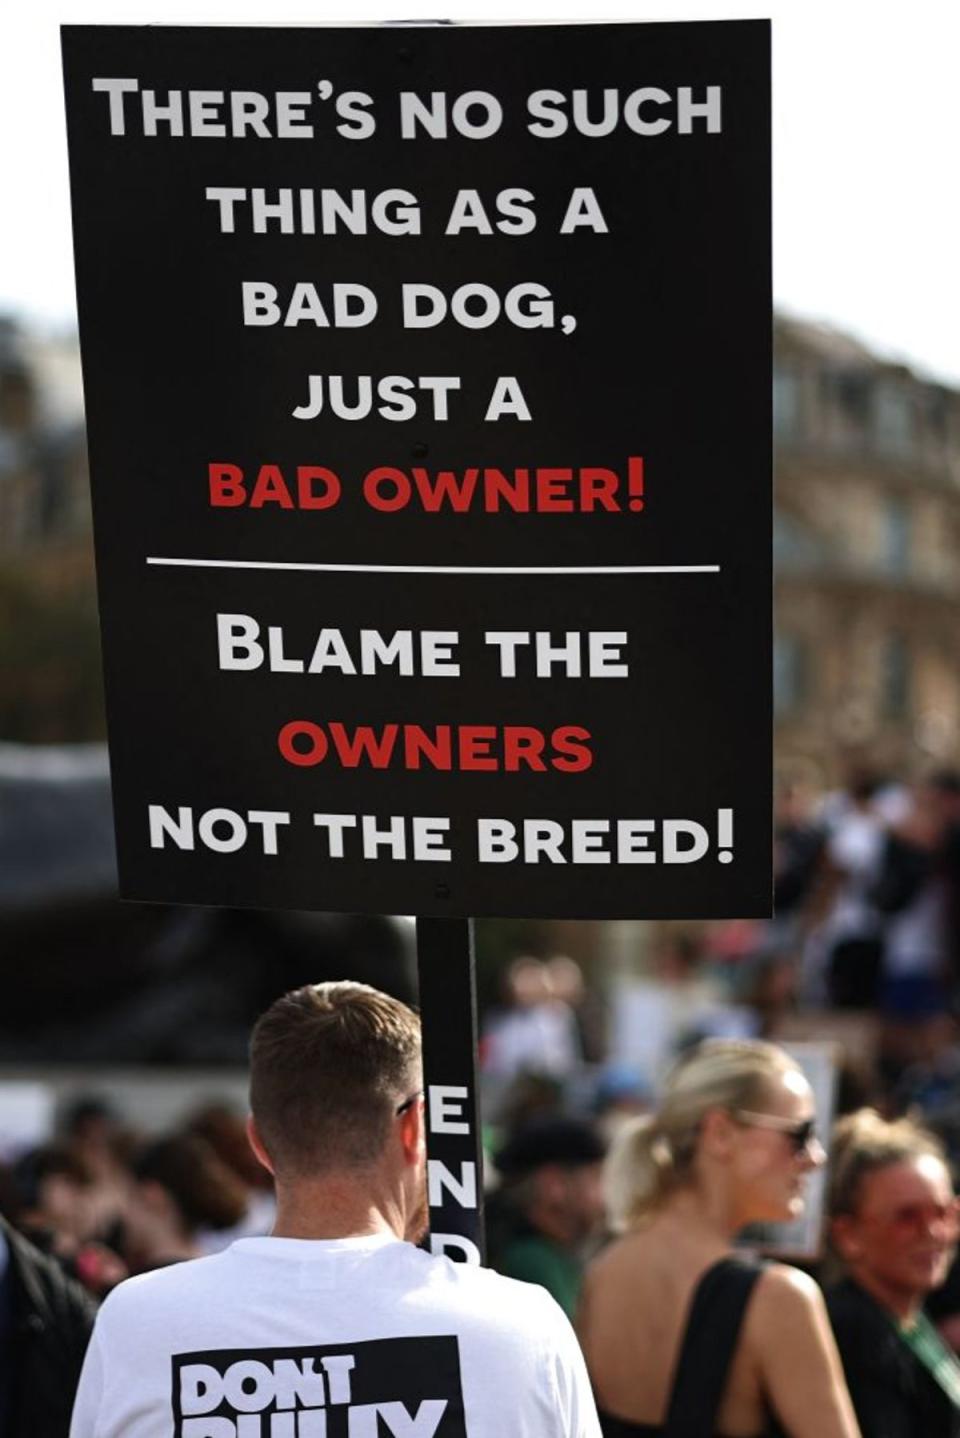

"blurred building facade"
[774, 316, 960, 790]
[0, 318, 89, 584]
[0, 317, 101, 740]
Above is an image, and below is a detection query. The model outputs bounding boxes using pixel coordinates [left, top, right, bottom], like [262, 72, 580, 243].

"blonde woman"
[578, 1040, 859, 1438]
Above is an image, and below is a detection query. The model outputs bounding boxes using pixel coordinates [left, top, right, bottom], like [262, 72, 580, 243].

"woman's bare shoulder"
[744, 1265, 860, 1438]
[755, 1262, 825, 1305]
[747, 1263, 831, 1340]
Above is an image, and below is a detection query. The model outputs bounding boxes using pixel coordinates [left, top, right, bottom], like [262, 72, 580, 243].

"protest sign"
[62, 21, 771, 920]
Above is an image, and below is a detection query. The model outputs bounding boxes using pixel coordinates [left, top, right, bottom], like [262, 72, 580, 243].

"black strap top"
[598, 1255, 783, 1438]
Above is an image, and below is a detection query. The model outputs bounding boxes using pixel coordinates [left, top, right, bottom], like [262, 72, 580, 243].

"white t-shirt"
[70, 1233, 601, 1438]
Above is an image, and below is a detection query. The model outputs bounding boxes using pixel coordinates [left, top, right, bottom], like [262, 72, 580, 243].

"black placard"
[62, 21, 771, 920]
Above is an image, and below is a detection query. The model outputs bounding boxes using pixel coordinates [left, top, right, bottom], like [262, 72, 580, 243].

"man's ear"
[246, 1114, 275, 1177]
[397, 1097, 425, 1166]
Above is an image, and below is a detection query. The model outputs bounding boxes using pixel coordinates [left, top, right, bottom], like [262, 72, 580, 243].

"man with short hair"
[70, 981, 601, 1438]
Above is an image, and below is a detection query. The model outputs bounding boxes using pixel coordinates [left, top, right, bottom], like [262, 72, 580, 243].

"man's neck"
[850, 1267, 921, 1324]
[270, 1175, 406, 1243]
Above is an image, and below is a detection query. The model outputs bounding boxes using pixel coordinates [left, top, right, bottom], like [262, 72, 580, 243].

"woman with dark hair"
[122, 1134, 248, 1271]
[827, 1109, 960, 1438]
[579, 1039, 859, 1438]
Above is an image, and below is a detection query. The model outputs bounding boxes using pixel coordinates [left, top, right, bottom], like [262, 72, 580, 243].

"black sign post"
[416, 917, 484, 1263]
[62, 20, 771, 1263]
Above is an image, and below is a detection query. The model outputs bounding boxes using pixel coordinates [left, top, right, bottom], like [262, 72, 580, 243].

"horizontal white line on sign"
[145, 558, 721, 575]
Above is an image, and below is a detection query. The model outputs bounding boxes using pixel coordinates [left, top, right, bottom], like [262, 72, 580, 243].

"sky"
[2, 0, 958, 386]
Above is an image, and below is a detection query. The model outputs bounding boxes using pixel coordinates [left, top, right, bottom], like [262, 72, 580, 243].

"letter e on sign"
[429, 1086, 470, 1135]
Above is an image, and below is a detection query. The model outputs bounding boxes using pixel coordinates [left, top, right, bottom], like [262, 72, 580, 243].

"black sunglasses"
[734, 1110, 817, 1154]
[395, 1090, 424, 1117]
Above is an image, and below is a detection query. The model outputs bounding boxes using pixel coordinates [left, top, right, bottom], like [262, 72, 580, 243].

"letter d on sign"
[662, 820, 709, 863]
[430, 1233, 482, 1264]
[179, 1363, 224, 1415]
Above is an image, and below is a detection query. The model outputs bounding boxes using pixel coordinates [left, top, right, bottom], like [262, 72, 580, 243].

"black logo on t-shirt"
[171, 1336, 466, 1436]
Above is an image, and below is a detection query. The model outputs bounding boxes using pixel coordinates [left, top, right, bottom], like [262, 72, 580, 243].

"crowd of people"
[491, 1045, 960, 1437]
[1, 975, 960, 1435]
[745, 766, 960, 1075]
[0, 1099, 275, 1299]
[4, 772, 960, 1435]
[478, 767, 960, 1147]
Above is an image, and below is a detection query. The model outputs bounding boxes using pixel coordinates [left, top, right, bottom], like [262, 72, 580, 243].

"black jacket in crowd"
[827, 1277, 960, 1438]
[0, 1215, 95, 1438]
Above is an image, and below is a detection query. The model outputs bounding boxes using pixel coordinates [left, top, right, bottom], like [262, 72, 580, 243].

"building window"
[874, 384, 913, 457]
[775, 634, 808, 716]
[882, 496, 911, 576]
[824, 368, 872, 425]
[880, 634, 911, 720]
